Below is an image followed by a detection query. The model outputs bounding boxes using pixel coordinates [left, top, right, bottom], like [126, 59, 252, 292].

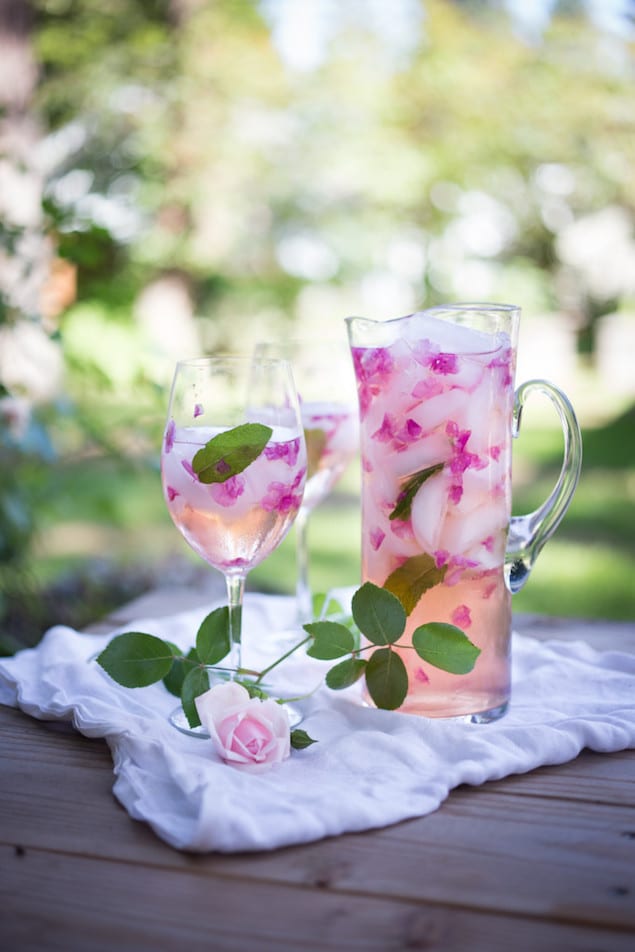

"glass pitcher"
[346, 303, 582, 722]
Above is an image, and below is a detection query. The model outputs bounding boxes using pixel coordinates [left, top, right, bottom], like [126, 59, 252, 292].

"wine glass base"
[169, 703, 304, 738]
[168, 668, 304, 739]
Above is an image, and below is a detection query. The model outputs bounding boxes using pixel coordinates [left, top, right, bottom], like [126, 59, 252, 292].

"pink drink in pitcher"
[162, 423, 306, 575]
[347, 304, 582, 722]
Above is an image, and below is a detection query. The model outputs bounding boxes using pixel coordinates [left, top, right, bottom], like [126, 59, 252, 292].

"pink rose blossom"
[195, 682, 290, 771]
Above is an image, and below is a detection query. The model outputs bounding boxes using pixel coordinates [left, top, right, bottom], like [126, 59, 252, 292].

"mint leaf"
[412, 623, 481, 674]
[181, 666, 211, 728]
[389, 462, 444, 522]
[365, 647, 408, 710]
[351, 582, 406, 645]
[163, 646, 199, 698]
[305, 621, 355, 659]
[196, 606, 231, 665]
[96, 632, 174, 688]
[325, 658, 367, 690]
[383, 554, 447, 615]
[192, 422, 273, 484]
[290, 728, 318, 749]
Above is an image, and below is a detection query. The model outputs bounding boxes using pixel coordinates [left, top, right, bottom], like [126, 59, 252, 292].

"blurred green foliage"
[1, 0, 634, 641]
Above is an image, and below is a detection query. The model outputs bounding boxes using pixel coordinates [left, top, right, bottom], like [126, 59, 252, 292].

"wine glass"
[161, 355, 307, 729]
[255, 340, 359, 621]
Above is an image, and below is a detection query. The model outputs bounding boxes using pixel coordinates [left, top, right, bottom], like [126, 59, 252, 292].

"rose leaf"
[351, 581, 406, 645]
[365, 647, 409, 710]
[412, 623, 481, 674]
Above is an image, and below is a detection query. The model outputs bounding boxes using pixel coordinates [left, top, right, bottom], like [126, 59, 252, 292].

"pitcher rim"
[345, 302, 520, 327]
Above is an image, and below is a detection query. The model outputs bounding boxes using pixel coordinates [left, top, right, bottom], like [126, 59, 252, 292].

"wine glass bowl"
[161, 355, 307, 685]
[255, 340, 359, 620]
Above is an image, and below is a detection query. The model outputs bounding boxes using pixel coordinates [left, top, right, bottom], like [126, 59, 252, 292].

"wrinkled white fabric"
[1, 591, 634, 853]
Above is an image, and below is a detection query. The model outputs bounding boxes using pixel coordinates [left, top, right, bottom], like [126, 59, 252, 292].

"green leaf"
[312, 591, 346, 620]
[181, 666, 210, 728]
[162, 647, 199, 698]
[383, 554, 447, 615]
[96, 632, 174, 688]
[290, 728, 318, 749]
[192, 422, 273, 484]
[325, 657, 367, 690]
[237, 679, 270, 700]
[305, 621, 355, 659]
[351, 582, 406, 645]
[389, 462, 444, 522]
[196, 606, 231, 665]
[365, 647, 409, 710]
[412, 623, 481, 674]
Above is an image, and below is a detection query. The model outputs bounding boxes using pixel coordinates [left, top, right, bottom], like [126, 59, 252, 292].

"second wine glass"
[255, 340, 359, 621]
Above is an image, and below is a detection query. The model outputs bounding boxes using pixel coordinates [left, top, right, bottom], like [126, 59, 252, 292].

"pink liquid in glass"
[161, 424, 306, 574]
[300, 401, 358, 512]
[353, 317, 516, 719]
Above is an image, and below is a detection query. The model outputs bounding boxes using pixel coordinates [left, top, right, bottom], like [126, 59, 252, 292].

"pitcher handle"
[505, 378, 583, 594]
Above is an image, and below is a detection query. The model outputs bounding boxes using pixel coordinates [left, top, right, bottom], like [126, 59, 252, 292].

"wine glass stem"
[295, 508, 312, 623]
[225, 573, 245, 671]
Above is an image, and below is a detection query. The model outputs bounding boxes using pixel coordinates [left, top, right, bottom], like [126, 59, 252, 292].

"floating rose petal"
[261, 481, 302, 514]
[181, 459, 196, 479]
[372, 413, 396, 443]
[166, 485, 179, 502]
[482, 535, 495, 553]
[193, 403, 204, 418]
[411, 377, 444, 400]
[415, 667, 430, 684]
[370, 527, 386, 551]
[451, 604, 472, 628]
[210, 474, 245, 507]
[430, 352, 458, 375]
[164, 419, 175, 453]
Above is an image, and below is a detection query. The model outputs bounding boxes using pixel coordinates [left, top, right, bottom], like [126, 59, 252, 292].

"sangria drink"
[349, 307, 517, 719]
[301, 402, 358, 512]
[162, 422, 306, 575]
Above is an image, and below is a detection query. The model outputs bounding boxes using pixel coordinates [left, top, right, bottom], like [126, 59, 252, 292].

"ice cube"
[410, 467, 451, 552]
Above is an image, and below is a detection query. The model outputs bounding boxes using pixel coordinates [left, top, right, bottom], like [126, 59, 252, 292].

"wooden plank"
[1, 706, 634, 931]
[1, 844, 634, 952]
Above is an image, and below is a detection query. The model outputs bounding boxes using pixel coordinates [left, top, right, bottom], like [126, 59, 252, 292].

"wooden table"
[1, 585, 634, 951]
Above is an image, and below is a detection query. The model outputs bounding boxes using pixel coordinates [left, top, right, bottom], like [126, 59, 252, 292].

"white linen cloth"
[1, 590, 634, 853]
